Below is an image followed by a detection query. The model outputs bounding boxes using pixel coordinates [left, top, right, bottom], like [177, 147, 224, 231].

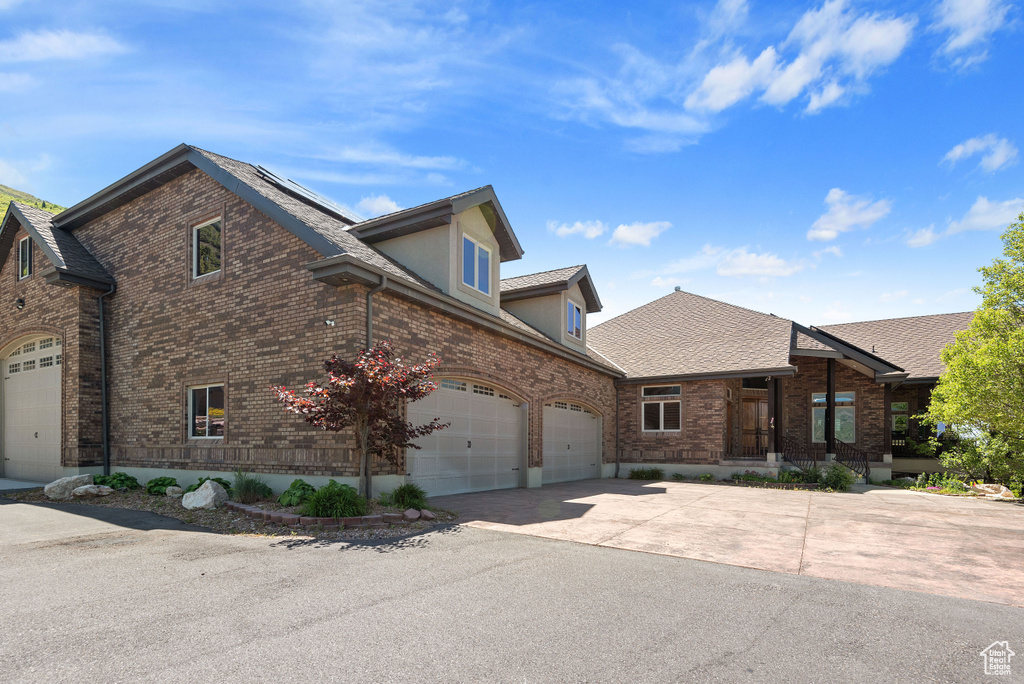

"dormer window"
[462, 236, 490, 295]
[567, 300, 582, 339]
[18, 237, 32, 280]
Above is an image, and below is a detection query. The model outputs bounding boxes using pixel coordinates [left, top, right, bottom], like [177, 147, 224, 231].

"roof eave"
[615, 366, 798, 385]
[796, 323, 904, 374]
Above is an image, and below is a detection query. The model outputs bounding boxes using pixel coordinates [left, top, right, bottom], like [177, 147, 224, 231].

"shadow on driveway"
[0, 495, 214, 535]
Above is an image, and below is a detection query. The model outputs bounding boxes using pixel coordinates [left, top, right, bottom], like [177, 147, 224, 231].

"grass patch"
[379, 483, 429, 510]
[232, 470, 274, 504]
[628, 467, 664, 480]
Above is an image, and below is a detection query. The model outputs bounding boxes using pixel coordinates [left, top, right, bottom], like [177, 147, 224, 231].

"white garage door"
[3, 336, 62, 482]
[543, 401, 599, 484]
[406, 379, 521, 497]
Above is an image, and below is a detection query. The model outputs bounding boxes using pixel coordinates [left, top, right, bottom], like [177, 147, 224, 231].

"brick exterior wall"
[616, 379, 729, 465]
[782, 355, 886, 460]
[4, 168, 617, 479]
[0, 226, 105, 470]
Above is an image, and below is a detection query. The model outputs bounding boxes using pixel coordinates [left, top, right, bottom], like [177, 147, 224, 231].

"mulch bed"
[8, 488, 458, 541]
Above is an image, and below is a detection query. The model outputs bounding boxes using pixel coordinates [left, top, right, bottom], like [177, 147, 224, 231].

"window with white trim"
[192, 218, 222, 278]
[642, 385, 682, 431]
[189, 384, 225, 438]
[472, 384, 495, 396]
[461, 235, 491, 295]
[812, 391, 855, 443]
[441, 379, 467, 392]
[567, 300, 582, 339]
[18, 236, 32, 280]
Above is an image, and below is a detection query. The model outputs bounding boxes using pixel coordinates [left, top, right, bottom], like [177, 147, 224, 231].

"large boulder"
[970, 483, 1017, 499]
[72, 485, 114, 498]
[181, 480, 228, 510]
[44, 475, 93, 500]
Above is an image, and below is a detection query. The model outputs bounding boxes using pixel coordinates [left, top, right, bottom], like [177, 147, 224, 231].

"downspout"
[362, 276, 387, 498]
[98, 284, 116, 476]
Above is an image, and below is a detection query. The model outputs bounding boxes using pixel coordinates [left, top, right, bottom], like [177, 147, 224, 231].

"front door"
[741, 398, 768, 457]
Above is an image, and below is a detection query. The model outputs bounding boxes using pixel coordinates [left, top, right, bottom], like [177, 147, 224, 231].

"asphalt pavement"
[0, 496, 1020, 683]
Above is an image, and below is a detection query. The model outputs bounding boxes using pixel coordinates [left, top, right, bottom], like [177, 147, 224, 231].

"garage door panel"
[4, 337, 62, 482]
[542, 403, 599, 485]
[407, 385, 521, 497]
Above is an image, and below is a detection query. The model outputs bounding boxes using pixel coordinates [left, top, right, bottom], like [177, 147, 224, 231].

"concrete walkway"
[0, 477, 45, 494]
[433, 479, 1024, 606]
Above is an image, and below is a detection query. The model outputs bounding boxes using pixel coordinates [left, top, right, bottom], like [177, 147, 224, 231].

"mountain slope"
[0, 183, 65, 220]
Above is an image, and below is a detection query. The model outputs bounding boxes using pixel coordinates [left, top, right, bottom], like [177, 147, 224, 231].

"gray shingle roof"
[10, 202, 113, 285]
[588, 290, 796, 378]
[818, 312, 974, 380]
[500, 265, 585, 292]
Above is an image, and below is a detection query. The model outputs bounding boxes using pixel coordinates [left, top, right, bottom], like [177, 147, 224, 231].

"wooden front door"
[742, 398, 769, 456]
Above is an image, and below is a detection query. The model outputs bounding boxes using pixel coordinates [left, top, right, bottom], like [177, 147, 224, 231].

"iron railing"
[779, 435, 818, 473]
[834, 439, 869, 478]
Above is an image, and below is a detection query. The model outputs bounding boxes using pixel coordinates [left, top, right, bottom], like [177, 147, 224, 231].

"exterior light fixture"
[15, 298, 25, 310]
[325, 319, 335, 327]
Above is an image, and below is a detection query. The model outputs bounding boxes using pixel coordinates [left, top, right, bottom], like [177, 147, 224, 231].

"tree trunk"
[359, 424, 372, 499]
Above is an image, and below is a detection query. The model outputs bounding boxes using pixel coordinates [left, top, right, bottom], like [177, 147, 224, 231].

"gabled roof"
[344, 185, 524, 263]
[817, 312, 974, 381]
[0, 202, 113, 288]
[588, 290, 797, 380]
[500, 264, 602, 313]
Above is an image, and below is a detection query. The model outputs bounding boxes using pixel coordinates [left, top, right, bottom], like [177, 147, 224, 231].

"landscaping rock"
[165, 486, 183, 498]
[420, 509, 436, 521]
[72, 484, 114, 497]
[280, 514, 300, 526]
[44, 475, 93, 500]
[181, 480, 228, 510]
[971, 483, 1016, 499]
[403, 508, 421, 522]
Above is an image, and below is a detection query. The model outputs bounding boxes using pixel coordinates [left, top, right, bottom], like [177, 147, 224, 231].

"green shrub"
[802, 466, 822, 484]
[819, 463, 856, 492]
[698, 473, 714, 483]
[184, 477, 233, 495]
[301, 480, 367, 518]
[278, 479, 317, 507]
[146, 476, 178, 495]
[380, 483, 428, 510]
[628, 467, 664, 480]
[94, 472, 141, 490]
[671, 473, 686, 481]
[233, 470, 274, 504]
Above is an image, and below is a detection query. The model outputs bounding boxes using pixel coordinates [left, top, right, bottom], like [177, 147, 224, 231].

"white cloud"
[610, 221, 671, 246]
[0, 0, 23, 9]
[0, 152, 52, 190]
[807, 187, 892, 241]
[0, 71, 34, 91]
[947, 196, 1023, 234]
[879, 290, 909, 302]
[0, 30, 127, 62]
[934, 0, 1011, 68]
[821, 302, 853, 322]
[942, 134, 1018, 172]
[650, 276, 690, 289]
[356, 194, 401, 218]
[906, 225, 940, 247]
[813, 245, 843, 259]
[313, 146, 465, 171]
[716, 248, 805, 277]
[547, 220, 607, 239]
[685, 47, 779, 112]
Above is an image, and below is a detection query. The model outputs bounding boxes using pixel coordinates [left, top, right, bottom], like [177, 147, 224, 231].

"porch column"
[883, 382, 893, 456]
[825, 357, 836, 457]
[768, 377, 781, 453]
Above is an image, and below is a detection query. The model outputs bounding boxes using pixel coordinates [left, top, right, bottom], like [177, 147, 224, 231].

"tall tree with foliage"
[928, 210, 1024, 484]
[271, 341, 449, 497]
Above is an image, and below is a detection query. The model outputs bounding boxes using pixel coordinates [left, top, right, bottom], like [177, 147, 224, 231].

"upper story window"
[190, 384, 225, 438]
[18, 237, 32, 280]
[193, 218, 222, 278]
[462, 235, 491, 295]
[567, 300, 582, 339]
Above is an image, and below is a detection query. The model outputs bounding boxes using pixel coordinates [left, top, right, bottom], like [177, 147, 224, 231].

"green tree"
[928, 210, 1024, 484]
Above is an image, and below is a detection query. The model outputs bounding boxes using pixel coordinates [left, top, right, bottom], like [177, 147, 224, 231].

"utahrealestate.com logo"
[980, 641, 1014, 676]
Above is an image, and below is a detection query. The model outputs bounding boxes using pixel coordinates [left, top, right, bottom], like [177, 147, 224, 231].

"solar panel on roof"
[255, 165, 364, 224]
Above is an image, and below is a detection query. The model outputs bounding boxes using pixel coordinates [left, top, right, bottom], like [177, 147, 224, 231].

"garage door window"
[190, 384, 225, 438]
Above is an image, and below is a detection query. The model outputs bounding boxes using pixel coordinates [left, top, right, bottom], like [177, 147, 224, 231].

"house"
[0, 144, 973, 494]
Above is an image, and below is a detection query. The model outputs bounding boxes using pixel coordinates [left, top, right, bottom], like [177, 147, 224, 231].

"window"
[18, 237, 32, 280]
[22, 359, 35, 372]
[643, 401, 681, 431]
[472, 384, 495, 396]
[812, 391, 855, 443]
[190, 384, 225, 438]
[441, 379, 467, 392]
[461, 236, 491, 295]
[567, 300, 582, 339]
[39, 338, 53, 350]
[643, 385, 681, 397]
[193, 218, 222, 278]
[39, 356, 54, 368]
[8, 362, 20, 374]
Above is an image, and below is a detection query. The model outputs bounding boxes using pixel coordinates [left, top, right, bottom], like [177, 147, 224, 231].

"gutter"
[98, 283, 116, 476]
[613, 366, 798, 386]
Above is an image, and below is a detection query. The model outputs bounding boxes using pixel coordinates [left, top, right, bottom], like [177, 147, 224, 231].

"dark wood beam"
[826, 357, 836, 454]
[884, 382, 893, 455]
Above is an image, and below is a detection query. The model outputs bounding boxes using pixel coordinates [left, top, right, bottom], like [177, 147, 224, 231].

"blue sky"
[1, 0, 1021, 325]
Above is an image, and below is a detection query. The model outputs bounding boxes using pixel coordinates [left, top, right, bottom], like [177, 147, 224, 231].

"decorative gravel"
[8, 488, 458, 540]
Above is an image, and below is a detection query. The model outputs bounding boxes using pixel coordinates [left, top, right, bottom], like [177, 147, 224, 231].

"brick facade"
[3, 168, 617, 480]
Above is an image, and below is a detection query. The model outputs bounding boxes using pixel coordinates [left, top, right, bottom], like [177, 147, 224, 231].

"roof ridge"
[500, 264, 584, 282]
[11, 201, 56, 218]
[591, 288, 790, 332]
[348, 184, 495, 228]
[819, 311, 975, 327]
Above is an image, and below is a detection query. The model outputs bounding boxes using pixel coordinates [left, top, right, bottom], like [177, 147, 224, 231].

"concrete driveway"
[434, 479, 1024, 607]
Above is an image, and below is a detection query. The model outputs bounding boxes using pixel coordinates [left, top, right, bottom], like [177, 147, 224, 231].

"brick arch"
[0, 325, 64, 359]
[435, 364, 530, 404]
[537, 392, 605, 418]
